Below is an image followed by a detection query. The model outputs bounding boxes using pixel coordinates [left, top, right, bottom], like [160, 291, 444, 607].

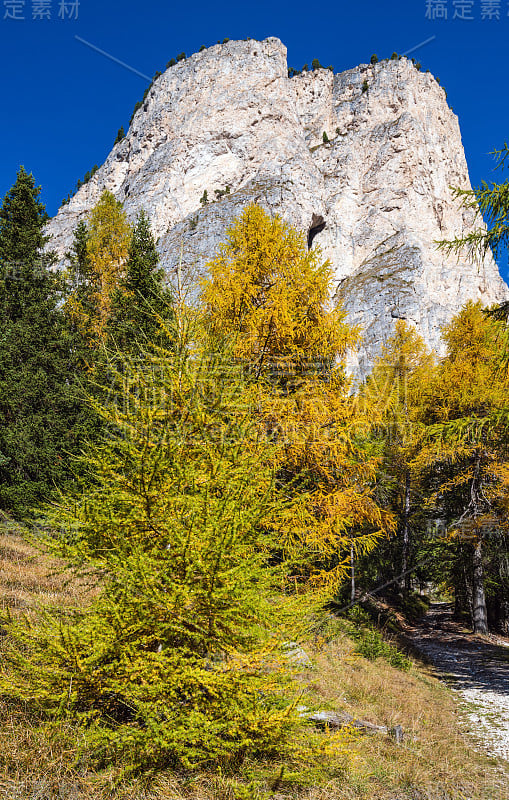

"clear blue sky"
[1, 0, 508, 276]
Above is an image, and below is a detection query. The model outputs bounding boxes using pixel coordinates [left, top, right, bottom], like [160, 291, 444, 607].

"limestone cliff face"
[46, 37, 508, 375]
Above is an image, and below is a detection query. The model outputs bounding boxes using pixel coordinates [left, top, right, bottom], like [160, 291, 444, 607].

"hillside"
[0, 523, 506, 800]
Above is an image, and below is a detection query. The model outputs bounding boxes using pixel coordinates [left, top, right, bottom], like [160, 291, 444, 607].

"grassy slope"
[0, 525, 506, 800]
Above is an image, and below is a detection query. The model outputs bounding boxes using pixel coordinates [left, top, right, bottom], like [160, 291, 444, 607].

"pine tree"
[0, 168, 84, 515]
[114, 125, 125, 145]
[438, 143, 509, 322]
[108, 210, 173, 352]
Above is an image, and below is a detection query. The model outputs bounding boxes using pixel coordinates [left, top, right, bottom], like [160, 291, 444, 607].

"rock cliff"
[45, 37, 508, 375]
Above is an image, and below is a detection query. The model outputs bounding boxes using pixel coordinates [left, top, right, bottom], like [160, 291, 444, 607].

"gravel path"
[407, 603, 509, 764]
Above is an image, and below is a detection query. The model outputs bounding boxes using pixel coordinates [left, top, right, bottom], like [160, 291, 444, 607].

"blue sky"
[0, 0, 508, 276]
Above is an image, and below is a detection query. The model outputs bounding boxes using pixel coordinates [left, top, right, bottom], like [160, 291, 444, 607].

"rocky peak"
[46, 37, 508, 376]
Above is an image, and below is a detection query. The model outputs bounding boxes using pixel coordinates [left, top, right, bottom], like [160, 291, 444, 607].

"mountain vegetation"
[0, 168, 507, 798]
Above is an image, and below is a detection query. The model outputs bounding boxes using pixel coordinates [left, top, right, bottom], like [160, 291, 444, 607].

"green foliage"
[129, 100, 143, 125]
[0, 168, 85, 515]
[438, 143, 509, 270]
[60, 165, 99, 207]
[200, 189, 208, 206]
[311, 59, 323, 70]
[362, 80, 368, 93]
[344, 608, 411, 671]
[222, 38, 230, 44]
[199, 45, 206, 52]
[176, 52, 186, 61]
[114, 126, 125, 145]
[322, 131, 329, 144]
[166, 58, 176, 67]
[107, 209, 174, 352]
[391, 52, 399, 60]
[0, 320, 299, 774]
[370, 54, 378, 64]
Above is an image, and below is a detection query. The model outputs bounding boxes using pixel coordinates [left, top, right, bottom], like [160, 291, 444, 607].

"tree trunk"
[400, 469, 411, 592]
[350, 544, 355, 604]
[499, 601, 509, 636]
[472, 539, 489, 635]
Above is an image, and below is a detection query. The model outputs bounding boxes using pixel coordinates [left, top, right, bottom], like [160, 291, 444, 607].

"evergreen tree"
[114, 125, 125, 145]
[438, 142, 509, 321]
[108, 210, 173, 352]
[0, 168, 83, 515]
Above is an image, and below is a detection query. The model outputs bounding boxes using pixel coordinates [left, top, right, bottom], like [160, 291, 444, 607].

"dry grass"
[0, 523, 506, 799]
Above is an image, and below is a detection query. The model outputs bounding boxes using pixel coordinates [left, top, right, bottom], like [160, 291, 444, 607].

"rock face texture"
[46, 37, 508, 376]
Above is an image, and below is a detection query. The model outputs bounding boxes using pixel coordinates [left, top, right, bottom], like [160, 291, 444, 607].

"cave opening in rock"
[307, 214, 326, 249]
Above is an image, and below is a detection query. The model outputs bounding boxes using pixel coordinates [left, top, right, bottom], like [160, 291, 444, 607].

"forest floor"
[405, 603, 509, 764]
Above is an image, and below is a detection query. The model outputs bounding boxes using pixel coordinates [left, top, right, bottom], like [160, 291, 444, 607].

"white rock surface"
[45, 37, 508, 375]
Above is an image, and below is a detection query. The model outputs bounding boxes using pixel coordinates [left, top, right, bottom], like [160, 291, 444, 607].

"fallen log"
[304, 710, 404, 742]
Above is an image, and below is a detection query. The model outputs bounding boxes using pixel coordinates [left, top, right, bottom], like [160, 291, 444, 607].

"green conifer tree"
[0, 168, 83, 515]
[114, 125, 125, 145]
[108, 210, 173, 353]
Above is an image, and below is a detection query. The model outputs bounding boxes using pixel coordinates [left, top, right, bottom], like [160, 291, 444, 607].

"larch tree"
[360, 321, 435, 592]
[65, 190, 131, 345]
[0, 311, 300, 774]
[417, 302, 509, 634]
[201, 204, 393, 598]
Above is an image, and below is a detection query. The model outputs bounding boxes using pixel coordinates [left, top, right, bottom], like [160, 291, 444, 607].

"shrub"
[200, 189, 208, 206]
[222, 38, 230, 44]
[166, 58, 176, 68]
[322, 131, 329, 144]
[362, 79, 368, 93]
[344, 607, 411, 671]
[370, 54, 378, 64]
[199, 45, 206, 52]
[391, 52, 399, 60]
[176, 52, 186, 62]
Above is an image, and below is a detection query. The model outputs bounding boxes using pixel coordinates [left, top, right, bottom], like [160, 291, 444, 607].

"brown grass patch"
[0, 523, 506, 799]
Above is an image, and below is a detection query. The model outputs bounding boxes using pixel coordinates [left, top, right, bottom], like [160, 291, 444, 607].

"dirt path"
[406, 602, 509, 764]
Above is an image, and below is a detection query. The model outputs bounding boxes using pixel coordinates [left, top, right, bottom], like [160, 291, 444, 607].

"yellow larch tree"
[201, 203, 394, 600]
[359, 321, 436, 591]
[65, 190, 131, 345]
[416, 302, 509, 633]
